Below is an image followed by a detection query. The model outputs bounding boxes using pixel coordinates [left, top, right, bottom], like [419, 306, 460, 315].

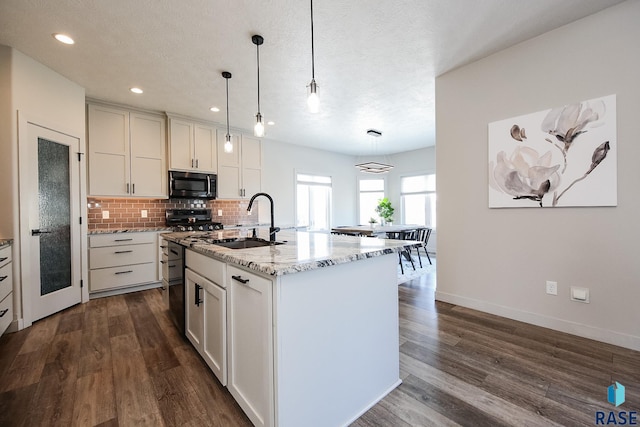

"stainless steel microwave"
[168, 171, 217, 199]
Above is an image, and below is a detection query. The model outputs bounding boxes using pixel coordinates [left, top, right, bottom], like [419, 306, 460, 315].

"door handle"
[0, 257, 7, 262]
[0, 309, 8, 317]
[31, 229, 51, 236]
[0, 276, 8, 281]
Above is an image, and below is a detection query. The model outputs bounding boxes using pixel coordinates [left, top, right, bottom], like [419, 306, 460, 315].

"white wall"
[262, 139, 359, 227]
[435, 1, 640, 350]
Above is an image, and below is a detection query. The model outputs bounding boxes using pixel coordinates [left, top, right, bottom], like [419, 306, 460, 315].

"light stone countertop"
[0, 239, 13, 249]
[88, 227, 173, 234]
[162, 229, 422, 276]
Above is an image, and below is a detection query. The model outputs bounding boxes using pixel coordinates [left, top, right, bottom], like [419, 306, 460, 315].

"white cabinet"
[217, 131, 262, 199]
[88, 232, 158, 294]
[0, 244, 13, 336]
[88, 103, 167, 198]
[168, 117, 217, 172]
[227, 265, 274, 427]
[185, 250, 227, 385]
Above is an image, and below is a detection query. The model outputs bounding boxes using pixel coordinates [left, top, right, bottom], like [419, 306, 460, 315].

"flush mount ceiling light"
[306, 0, 319, 113]
[356, 129, 394, 173]
[52, 33, 74, 45]
[252, 34, 265, 138]
[129, 87, 143, 94]
[222, 71, 233, 153]
[210, 106, 220, 112]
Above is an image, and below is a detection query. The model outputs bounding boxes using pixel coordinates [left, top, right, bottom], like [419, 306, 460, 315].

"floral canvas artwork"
[488, 94, 617, 208]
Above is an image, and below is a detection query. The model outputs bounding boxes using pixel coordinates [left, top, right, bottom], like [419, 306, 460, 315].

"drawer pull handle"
[232, 275, 249, 284]
[0, 257, 7, 262]
[114, 250, 133, 254]
[115, 270, 133, 275]
[0, 276, 7, 281]
[170, 249, 179, 255]
[160, 260, 167, 264]
[0, 308, 8, 317]
[168, 264, 176, 268]
[114, 238, 133, 242]
[160, 245, 167, 249]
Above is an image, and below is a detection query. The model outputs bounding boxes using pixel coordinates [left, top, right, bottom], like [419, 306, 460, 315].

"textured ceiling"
[0, 0, 625, 155]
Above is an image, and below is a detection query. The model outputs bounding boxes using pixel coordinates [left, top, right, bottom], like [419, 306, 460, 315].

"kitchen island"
[162, 230, 420, 427]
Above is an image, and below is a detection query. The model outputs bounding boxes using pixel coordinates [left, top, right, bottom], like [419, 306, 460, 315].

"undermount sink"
[213, 237, 284, 249]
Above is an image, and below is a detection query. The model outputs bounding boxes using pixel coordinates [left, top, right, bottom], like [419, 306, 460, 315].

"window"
[296, 173, 332, 231]
[401, 174, 436, 227]
[358, 178, 385, 225]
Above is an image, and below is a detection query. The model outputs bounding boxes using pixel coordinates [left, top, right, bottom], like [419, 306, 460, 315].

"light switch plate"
[141, 210, 148, 218]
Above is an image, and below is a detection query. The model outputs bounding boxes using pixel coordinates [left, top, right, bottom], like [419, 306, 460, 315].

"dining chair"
[389, 230, 416, 274]
[414, 227, 432, 266]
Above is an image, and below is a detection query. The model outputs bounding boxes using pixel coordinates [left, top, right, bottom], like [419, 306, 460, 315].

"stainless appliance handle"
[207, 175, 211, 196]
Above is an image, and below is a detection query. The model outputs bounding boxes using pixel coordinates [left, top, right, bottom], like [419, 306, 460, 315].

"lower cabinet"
[0, 244, 13, 336]
[89, 232, 158, 294]
[227, 265, 274, 427]
[185, 250, 227, 385]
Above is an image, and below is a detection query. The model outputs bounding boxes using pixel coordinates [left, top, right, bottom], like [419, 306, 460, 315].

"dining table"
[331, 224, 423, 238]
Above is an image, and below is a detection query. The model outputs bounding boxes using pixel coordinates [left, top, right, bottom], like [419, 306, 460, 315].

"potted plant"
[375, 197, 394, 225]
[368, 217, 378, 228]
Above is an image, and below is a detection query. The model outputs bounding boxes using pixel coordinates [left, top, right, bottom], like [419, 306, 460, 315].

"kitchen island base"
[273, 253, 400, 426]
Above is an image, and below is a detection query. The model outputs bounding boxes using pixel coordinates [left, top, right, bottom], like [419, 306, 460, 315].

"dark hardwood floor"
[0, 258, 638, 426]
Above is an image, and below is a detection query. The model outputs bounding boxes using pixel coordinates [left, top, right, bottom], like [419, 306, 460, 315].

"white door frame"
[17, 111, 89, 328]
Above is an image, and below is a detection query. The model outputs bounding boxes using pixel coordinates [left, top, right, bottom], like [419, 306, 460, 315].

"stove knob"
[198, 225, 204, 231]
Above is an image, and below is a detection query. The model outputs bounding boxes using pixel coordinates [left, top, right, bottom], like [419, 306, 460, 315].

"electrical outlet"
[546, 280, 558, 295]
[102, 210, 109, 219]
[218, 209, 223, 216]
[141, 210, 148, 218]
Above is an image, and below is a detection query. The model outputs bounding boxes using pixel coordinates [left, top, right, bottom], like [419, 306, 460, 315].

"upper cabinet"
[87, 103, 167, 198]
[217, 131, 262, 199]
[168, 117, 217, 173]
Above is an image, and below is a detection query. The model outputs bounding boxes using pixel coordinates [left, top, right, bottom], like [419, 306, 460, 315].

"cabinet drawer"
[0, 291, 13, 335]
[0, 261, 12, 303]
[89, 232, 156, 248]
[0, 245, 11, 267]
[186, 250, 225, 287]
[90, 263, 157, 292]
[90, 243, 156, 269]
[161, 254, 183, 281]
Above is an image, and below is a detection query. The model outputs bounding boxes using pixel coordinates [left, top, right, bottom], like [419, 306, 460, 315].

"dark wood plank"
[72, 370, 117, 426]
[398, 374, 511, 427]
[78, 296, 112, 377]
[125, 292, 179, 374]
[0, 383, 38, 427]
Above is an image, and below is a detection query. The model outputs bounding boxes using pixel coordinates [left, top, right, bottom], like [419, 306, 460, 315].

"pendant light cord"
[310, 0, 315, 79]
[256, 43, 261, 113]
[225, 78, 230, 134]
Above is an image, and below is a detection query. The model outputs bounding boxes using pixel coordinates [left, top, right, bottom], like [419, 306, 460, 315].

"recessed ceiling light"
[53, 33, 74, 45]
[210, 107, 220, 112]
[267, 121, 275, 126]
[130, 87, 143, 94]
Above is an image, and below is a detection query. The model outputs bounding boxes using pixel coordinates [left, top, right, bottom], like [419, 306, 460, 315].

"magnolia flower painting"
[488, 94, 617, 208]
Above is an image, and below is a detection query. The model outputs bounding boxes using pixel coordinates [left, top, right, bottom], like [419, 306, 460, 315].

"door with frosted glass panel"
[26, 123, 81, 321]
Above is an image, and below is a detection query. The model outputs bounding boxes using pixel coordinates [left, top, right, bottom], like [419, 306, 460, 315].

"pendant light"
[307, 0, 319, 113]
[252, 35, 265, 138]
[355, 129, 394, 173]
[222, 71, 233, 153]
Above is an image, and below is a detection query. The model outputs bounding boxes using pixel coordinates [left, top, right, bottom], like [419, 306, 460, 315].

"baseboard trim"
[341, 378, 402, 427]
[435, 291, 640, 351]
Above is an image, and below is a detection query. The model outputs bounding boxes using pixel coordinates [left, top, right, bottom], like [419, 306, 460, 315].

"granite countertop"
[89, 227, 173, 235]
[0, 239, 13, 248]
[162, 229, 422, 276]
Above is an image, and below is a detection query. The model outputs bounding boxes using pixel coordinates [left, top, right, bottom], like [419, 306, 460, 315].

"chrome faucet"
[247, 192, 280, 242]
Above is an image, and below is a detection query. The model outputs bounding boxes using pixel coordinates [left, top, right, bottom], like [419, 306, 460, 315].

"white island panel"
[274, 253, 400, 427]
